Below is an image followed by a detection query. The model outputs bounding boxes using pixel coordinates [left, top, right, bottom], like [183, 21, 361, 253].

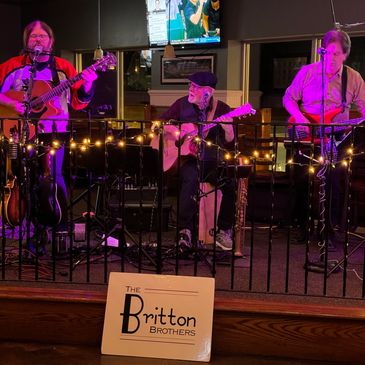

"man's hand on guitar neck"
[80, 68, 98, 93]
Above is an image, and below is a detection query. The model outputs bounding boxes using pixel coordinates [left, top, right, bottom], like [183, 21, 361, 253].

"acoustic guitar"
[0, 52, 117, 139]
[35, 146, 64, 227]
[0, 128, 25, 227]
[150, 103, 256, 172]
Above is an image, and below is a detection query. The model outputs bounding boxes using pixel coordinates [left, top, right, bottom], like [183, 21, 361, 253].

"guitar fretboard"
[31, 74, 82, 109]
[28, 56, 111, 110]
[185, 105, 255, 139]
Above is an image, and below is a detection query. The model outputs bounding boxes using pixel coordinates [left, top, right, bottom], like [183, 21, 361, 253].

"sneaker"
[215, 229, 233, 251]
[178, 229, 192, 250]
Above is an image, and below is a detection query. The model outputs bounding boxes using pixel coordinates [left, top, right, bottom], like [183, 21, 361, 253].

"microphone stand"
[22, 52, 43, 260]
[306, 48, 338, 276]
[194, 94, 216, 274]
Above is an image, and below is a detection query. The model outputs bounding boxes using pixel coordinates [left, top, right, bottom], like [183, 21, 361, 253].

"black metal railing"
[0, 116, 364, 300]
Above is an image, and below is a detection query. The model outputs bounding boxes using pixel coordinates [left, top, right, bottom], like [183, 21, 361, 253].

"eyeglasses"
[29, 34, 49, 40]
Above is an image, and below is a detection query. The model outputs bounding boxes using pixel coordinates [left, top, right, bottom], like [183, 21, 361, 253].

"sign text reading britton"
[120, 286, 197, 336]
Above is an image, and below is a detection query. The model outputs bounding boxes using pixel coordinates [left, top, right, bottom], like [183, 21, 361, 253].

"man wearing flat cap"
[159, 71, 235, 251]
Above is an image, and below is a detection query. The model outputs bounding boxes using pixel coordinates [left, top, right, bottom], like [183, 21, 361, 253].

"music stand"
[69, 141, 160, 269]
[327, 125, 365, 276]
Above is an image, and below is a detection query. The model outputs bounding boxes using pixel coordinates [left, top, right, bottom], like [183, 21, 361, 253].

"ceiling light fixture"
[94, 0, 104, 60]
[163, 0, 175, 58]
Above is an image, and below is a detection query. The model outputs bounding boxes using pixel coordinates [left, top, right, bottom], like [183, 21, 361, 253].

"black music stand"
[69, 141, 160, 269]
[327, 125, 365, 276]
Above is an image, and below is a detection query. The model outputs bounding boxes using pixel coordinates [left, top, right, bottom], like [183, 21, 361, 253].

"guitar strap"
[202, 98, 218, 138]
[22, 54, 60, 86]
[195, 97, 218, 137]
[49, 55, 60, 86]
[341, 65, 348, 112]
[207, 97, 218, 122]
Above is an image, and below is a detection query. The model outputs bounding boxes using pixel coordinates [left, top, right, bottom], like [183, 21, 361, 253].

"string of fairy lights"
[3, 121, 364, 172]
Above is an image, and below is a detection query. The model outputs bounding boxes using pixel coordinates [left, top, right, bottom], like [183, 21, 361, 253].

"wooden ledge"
[0, 285, 107, 304]
[1, 285, 365, 362]
[1, 285, 365, 321]
[214, 297, 365, 320]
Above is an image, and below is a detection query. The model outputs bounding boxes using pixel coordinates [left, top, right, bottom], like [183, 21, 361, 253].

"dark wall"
[3, 0, 365, 92]
[223, 0, 365, 41]
[21, 0, 98, 50]
[21, 0, 148, 51]
[0, 3, 22, 63]
[2, 0, 365, 55]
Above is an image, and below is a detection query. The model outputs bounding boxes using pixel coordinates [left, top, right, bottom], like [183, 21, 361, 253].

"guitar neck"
[324, 117, 365, 134]
[31, 74, 82, 109]
[187, 110, 236, 138]
[30, 59, 103, 109]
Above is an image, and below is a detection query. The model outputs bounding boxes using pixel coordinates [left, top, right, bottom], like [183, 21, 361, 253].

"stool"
[198, 182, 222, 244]
[198, 178, 249, 257]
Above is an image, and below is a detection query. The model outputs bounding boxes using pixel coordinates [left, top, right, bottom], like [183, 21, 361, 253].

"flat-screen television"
[146, 0, 221, 48]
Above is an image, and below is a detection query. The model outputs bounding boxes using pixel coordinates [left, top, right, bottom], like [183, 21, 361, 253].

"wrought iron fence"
[0, 116, 365, 299]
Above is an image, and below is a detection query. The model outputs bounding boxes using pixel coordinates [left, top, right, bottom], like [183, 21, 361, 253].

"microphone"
[8, 135, 18, 160]
[198, 91, 211, 111]
[33, 45, 43, 56]
[23, 47, 53, 56]
[317, 47, 327, 55]
[8, 126, 19, 160]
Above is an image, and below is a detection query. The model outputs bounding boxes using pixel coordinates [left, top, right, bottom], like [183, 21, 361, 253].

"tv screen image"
[146, 0, 221, 48]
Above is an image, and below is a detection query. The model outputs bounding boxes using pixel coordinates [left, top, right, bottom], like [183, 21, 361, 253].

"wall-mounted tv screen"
[146, 0, 221, 48]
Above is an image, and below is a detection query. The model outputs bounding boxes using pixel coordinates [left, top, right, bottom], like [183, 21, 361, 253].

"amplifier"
[123, 186, 159, 202]
[109, 201, 171, 232]
[110, 185, 168, 202]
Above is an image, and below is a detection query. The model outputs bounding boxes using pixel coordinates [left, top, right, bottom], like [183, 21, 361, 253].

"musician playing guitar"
[157, 71, 237, 251]
[0, 20, 97, 251]
[0, 20, 97, 198]
[283, 29, 365, 244]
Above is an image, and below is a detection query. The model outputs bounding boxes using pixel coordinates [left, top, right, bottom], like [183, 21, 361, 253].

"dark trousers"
[292, 149, 346, 231]
[178, 158, 236, 232]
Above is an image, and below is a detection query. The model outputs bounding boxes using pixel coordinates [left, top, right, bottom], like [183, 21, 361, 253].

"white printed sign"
[101, 272, 215, 362]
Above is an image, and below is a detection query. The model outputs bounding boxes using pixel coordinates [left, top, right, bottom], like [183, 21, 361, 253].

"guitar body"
[150, 123, 199, 172]
[150, 103, 256, 172]
[34, 145, 65, 227]
[0, 177, 25, 228]
[288, 108, 342, 142]
[0, 81, 60, 140]
[36, 175, 62, 226]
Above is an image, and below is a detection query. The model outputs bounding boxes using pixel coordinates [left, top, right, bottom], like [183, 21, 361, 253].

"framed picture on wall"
[161, 55, 215, 84]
